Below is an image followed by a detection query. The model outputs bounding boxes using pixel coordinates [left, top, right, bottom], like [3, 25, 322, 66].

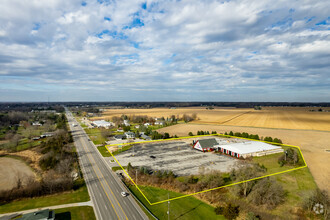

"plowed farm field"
[95, 107, 330, 131]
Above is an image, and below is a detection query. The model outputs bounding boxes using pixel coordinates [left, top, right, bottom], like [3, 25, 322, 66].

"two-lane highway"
[66, 109, 148, 220]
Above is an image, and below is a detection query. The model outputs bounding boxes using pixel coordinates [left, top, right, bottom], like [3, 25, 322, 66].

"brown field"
[95, 107, 330, 131]
[0, 157, 35, 191]
[95, 107, 330, 193]
[157, 123, 330, 193]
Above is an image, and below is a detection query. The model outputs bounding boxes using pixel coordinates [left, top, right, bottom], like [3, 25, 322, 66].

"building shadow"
[55, 211, 71, 220]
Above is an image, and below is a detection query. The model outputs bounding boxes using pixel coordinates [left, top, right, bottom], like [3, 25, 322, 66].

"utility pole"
[136, 169, 138, 186]
[167, 193, 170, 220]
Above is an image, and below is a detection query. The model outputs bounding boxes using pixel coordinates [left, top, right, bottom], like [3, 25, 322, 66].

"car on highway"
[121, 192, 128, 197]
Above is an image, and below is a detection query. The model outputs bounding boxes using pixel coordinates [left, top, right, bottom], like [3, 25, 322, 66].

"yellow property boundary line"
[105, 134, 307, 205]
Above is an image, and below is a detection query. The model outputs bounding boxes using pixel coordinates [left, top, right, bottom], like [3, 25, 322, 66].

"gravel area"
[114, 141, 238, 176]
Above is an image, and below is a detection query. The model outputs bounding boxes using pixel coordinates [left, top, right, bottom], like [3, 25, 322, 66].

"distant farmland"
[94, 107, 330, 131]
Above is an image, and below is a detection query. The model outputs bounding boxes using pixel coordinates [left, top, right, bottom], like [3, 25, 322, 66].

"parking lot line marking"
[106, 134, 308, 205]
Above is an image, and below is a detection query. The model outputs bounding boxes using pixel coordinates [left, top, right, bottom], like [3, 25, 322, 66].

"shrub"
[215, 206, 224, 215]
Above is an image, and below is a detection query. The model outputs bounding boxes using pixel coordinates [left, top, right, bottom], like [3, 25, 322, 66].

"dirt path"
[0, 157, 36, 191]
[158, 124, 330, 193]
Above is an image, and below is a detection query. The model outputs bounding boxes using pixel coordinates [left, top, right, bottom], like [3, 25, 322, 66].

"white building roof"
[215, 141, 282, 155]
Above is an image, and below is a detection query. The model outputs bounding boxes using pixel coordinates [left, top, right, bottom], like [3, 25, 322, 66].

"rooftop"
[216, 141, 282, 154]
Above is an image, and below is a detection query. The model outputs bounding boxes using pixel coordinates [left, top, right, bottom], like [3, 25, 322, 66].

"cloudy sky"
[0, 0, 329, 102]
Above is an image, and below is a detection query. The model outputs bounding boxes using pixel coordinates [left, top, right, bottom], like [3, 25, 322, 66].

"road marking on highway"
[93, 157, 129, 220]
[80, 140, 121, 220]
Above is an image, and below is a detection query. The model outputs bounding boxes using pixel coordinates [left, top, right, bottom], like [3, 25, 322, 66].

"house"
[92, 120, 113, 128]
[125, 131, 135, 139]
[155, 120, 165, 126]
[117, 127, 124, 132]
[114, 134, 125, 140]
[17, 209, 55, 220]
[193, 138, 218, 152]
[32, 122, 42, 126]
[144, 123, 151, 127]
[123, 120, 130, 126]
[141, 134, 151, 140]
[215, 141, 284, 158]
[135, 125, 140, 129]
[155, 118, 163, 121]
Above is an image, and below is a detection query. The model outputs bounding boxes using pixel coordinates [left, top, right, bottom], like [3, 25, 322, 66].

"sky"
[0, 0, 329, 102]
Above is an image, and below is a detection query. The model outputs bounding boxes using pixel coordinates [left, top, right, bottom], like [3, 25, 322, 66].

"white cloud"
[0, 0, 329, 101]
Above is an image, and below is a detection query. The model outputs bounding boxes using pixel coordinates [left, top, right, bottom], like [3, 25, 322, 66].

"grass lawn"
[54, 206, 96, 220]
[97, 146, 111, 157]
[16, 138, 41, 151]
[111, 144, 133, 156]
[270, 167, 317, 217]
[0, 186, 90, 214]
[84, 128, 107, 145]
[111, 166, 127, 171]
[252, 146, 305, 174]
[129, 185, 225, 220]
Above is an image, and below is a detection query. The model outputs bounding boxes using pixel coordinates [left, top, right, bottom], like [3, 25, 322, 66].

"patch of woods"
[0, 117, 85, 205]
[278, 147, 303, 167]
[124, 163, 291, 219]
[0, 110, 68, 152]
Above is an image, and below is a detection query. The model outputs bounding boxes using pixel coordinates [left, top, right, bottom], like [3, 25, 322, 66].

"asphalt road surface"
[65, 109, 148, 220]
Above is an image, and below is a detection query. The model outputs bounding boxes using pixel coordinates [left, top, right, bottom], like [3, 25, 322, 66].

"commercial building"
[92, 120, 113, 128]
[215, 141, 283, 158]
[193, 138, 218, 152]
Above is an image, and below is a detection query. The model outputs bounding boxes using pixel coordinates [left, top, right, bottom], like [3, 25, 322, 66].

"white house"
[144, 123, 151, 127]
[32, 122, 42, 126]
[155, 121, 165, 126]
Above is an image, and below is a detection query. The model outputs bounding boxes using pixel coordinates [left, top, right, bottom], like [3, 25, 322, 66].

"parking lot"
[113, 141, 238, 176]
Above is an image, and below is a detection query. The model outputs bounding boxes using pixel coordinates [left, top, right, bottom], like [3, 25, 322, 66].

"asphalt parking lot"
[114, 141, 238, 176]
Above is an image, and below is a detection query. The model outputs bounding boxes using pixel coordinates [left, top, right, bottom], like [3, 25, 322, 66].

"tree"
[223, 203, 239, 220]
[264, 137, 273, 142]
[303, 189, 329, 219]
[249, 178, 285, 208]
[164, 133, 170, 139]
[231, 164, 266, 197]
[229, 131, 234, 136]
[188, 132, 194, 136]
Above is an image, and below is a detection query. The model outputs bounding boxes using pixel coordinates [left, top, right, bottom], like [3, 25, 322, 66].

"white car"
[121, 192, 128, 197]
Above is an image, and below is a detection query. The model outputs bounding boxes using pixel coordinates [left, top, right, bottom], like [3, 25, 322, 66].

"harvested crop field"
[157, 123, 330, 193]
[95, 107, 330, 131]
[0, 157, 35, 191]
